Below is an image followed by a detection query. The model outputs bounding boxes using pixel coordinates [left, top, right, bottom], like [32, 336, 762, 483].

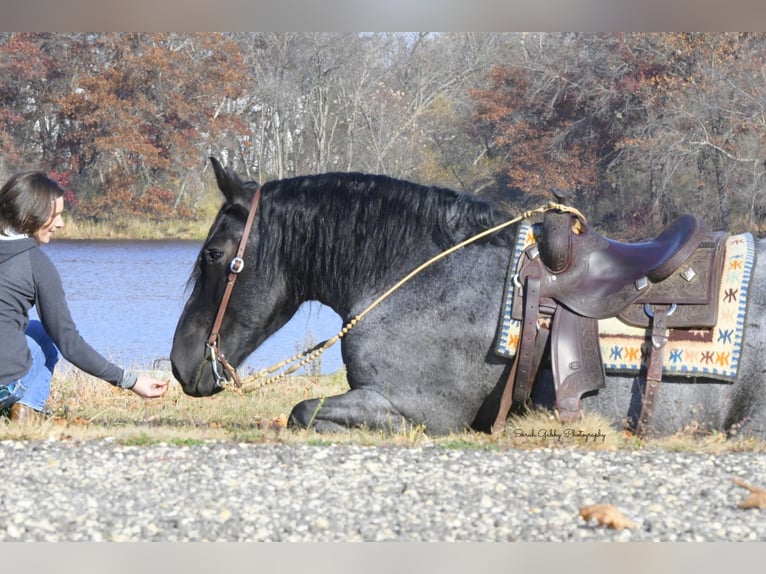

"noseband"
[206, 186, 262, 388]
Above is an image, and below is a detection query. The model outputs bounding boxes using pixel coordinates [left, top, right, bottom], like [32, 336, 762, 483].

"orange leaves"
[579, 504, 637, 530]
[465, 33, 766, 235]
[252, 414, 288, 430]
[46, 33, 249, 220]
[580, 478, 765, 533]
[469, 55, 605, 196]
[733, 478, 766, 510]
[133, 187, 181, 220]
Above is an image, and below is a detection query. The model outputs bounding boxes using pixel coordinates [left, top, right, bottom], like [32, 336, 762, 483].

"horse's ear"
[210, 156, 248, 207]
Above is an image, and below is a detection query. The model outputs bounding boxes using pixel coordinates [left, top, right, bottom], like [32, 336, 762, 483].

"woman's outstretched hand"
[131, 375, 169, 398]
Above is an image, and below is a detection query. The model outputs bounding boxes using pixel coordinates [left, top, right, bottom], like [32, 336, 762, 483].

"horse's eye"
[205, 249, 225, 263]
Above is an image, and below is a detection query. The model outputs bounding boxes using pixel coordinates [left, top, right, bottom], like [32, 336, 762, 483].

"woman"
[0, 170, 168, 422]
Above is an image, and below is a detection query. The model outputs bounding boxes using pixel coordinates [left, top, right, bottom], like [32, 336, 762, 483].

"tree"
[611, 33, 766, 232]
[469, 34, 638, 214]
[56, 33, 248, 219]
[468, 33, 766, 235]
[2, 33, 762, 234]
[0, 33, 78, 175]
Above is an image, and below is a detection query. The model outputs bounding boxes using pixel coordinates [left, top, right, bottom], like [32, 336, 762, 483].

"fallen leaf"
[579, 504, 637, 530]
[272, 414, 288, 428]
[733, 478, 766, 509]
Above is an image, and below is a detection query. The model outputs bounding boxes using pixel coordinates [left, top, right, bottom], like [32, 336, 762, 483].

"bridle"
[206, 185, 262, 388]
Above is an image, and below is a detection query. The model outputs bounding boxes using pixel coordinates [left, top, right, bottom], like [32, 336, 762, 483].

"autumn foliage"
[468, 33, 766, 235]
[1, 32, 247, 220]
[1, 33, 764, 234]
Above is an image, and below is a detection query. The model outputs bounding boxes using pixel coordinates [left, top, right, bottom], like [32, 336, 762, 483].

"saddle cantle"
[494, 206, 729, 437]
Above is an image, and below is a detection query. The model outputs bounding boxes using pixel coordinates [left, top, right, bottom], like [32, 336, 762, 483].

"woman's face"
[34, 197, 64, 244]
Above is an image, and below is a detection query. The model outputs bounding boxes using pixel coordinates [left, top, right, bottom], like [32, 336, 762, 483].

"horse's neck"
[281, 183, 510, 319]
[297, 237, 444, 321]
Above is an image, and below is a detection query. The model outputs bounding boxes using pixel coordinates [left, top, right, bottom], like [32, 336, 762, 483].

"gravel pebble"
[1, 440, 764, 541]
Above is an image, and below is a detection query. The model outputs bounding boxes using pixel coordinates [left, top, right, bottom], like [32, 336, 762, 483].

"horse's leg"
[288, 389, 413, 433]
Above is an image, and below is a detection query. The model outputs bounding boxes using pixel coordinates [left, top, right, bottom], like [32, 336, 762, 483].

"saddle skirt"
[495, 221, 756, 383]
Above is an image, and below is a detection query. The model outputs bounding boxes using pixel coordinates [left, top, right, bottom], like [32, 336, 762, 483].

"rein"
[213, 199, 585, 394]
[206, 185, 262, 388]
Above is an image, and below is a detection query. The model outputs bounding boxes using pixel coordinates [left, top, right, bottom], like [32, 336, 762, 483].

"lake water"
[35, 240, 344, 375]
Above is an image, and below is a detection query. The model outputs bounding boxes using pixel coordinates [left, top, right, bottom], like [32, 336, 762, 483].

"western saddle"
[493, 198, 729, 437]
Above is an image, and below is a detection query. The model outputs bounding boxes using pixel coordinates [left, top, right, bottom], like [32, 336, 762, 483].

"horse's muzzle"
[170, 355, 224, 397]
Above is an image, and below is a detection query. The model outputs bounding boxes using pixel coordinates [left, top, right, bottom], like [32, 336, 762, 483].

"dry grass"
[2, 367, 765, 453]
[56, 216, 210, 240]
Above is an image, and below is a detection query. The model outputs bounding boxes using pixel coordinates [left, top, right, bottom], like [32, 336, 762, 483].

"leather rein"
[206, 186, 262, 389]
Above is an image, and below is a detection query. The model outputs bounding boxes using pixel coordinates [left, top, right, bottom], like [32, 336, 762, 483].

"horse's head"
[170, 158, 299, 396]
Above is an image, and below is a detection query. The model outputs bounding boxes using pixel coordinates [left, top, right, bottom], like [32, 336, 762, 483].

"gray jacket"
[0, 237, 130, 387]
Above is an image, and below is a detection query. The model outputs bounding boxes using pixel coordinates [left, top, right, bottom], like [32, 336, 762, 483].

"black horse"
[171, 158, 766, 437]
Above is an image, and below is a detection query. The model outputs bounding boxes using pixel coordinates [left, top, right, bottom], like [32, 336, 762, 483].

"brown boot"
[10, 403, 41, 423]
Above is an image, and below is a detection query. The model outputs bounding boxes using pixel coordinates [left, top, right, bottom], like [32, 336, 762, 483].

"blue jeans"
[0, 321, 59, 413]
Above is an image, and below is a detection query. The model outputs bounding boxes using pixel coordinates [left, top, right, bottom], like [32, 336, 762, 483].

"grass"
[2, 366, 766, 454]
[0, 369, 766, 453]
[56, 216, 211, 241]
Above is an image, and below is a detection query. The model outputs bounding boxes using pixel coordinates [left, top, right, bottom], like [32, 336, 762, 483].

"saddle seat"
[533, 212, 706, 319]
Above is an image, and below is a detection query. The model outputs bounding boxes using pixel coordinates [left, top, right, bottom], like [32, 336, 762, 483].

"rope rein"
[228, 201, 586, 394]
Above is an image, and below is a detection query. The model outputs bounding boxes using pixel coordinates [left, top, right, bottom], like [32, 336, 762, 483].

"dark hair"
[191, 172, 515, 305]
[0, 171, 66, 235]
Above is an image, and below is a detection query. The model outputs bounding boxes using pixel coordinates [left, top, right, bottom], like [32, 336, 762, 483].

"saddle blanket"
[495, 221, 756, 382]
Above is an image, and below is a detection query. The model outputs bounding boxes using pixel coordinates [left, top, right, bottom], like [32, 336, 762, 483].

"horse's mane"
[255, 172, 517, 302]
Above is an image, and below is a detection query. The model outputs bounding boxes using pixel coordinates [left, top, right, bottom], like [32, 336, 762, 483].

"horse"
[170, 157, 766, 438]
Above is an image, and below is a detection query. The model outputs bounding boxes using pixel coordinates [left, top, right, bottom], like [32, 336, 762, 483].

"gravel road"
[1, 439, 765, 542]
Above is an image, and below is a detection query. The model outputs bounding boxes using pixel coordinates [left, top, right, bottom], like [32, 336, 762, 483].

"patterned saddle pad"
[495, 222, 756, 382]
